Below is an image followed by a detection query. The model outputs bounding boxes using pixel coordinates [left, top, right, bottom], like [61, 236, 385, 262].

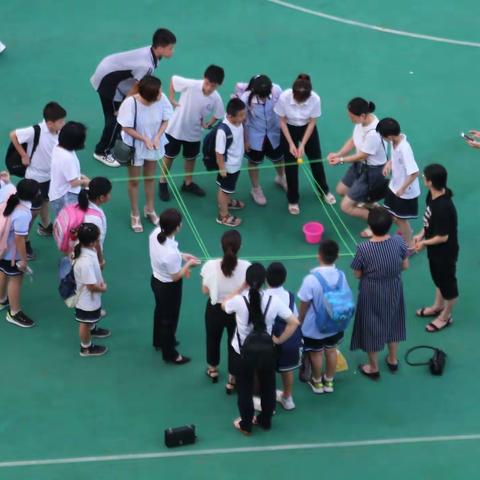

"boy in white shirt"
[215, 98, 247, 227]
[159, 65, 225, 201]
[9, 102, 67, 258]
[376, 118, 420, 249]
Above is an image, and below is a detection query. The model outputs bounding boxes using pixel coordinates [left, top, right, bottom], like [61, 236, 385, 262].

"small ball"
[297, 158, 304, 164]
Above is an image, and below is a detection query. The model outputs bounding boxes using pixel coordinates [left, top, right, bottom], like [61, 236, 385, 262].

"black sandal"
[206, 368, 219, 383]
[426, 317, 453, 333]
[358, 364, 380, 380]
[416, 307, 443, 318]
[385, 357, 399, 372]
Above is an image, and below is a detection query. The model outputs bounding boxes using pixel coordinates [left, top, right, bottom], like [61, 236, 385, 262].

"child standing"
[215, 98, 247, 227]
[49, 122, 90, 218]
[239, 75, 286, 205]
[376, 118, 420, 248]
[73, 223, 109, 357]
[265, 262, 302, 410]
[297, 239, 350, 393]
[159, 65, 225, 201]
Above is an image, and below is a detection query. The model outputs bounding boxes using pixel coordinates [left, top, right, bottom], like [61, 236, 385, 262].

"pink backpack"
[53, 203, 102, 254]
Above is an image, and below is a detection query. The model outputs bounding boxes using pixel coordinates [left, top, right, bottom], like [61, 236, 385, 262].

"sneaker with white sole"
[6, 310, 35, 328]
[0, 298, 9, 311]
[274, 174, 288, 192]
[323, 377, 334, 393]
[251, 186, 267, 206]
[91, 327, 111, 338]
[324, 192, 337, 205]
[93, 153, 121, 168]
[276, 390, 295, 410]
[308, 379, 324, 394]
[80, 344, 108, 357]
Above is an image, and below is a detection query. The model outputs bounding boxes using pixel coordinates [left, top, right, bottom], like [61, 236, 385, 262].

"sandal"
[358, 364, 380, 380]
[233, 417, 251, 436]
[426, 316, 453, 333]
[386, 357, 399, 372]
[360, 228, 373, 238]
[216, 215, 242, 227]
[288, 204, 300, 215]
[228, 199, 245, 210]
[130, 215, 143, 233]
[205, 367, 219, 384]
[144, 208, 160, 226]
[416, 307, 443, 318]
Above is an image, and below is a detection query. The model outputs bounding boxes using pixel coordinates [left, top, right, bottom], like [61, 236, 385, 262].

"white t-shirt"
[389, 134, 420, 199]
[224, 291, 293, 354]
[274, 88, 321, 126]
[215, 118, 244, 173]
[201, 258, 250, 304]
[48, 146, 81, 201]
[74, 248, 104, 311]
[117, 94, 173, 161]
[0, 181, 17, 203]
[15, 120, 58, 183]
[352, 116, 387, 166]
[84, 202, 107, 248]
[149, 227, 182, 283]
[3, 201, 32, 261]
[166, 76, 225, 142]
[264, 286, 299, 316]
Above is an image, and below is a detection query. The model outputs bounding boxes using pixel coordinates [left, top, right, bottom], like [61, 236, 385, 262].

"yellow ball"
[297, 158, 304, 164]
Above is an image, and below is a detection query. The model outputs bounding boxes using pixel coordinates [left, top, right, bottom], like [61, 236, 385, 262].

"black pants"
[205, 301, 236, 373]
[95, 93, 122, 155]
[151, 276, 183, 361]
[232, 351, 276, 432]
[282, 124, 329, 204]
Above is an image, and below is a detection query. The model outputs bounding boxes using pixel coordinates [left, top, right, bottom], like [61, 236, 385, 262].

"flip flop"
[426, 317, 453, 333]
[416, 307, 443, 318]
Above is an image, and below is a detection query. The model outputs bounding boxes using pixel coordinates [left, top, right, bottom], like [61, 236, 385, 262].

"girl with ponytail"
[149, 208, 200, 364]
[327, 97, 388, 237]
[238, 75, 286, 205]
[274, 74, 335, 215]
[223, 263, 300, 435]
[201, 230, 250, 391]
[0, 178, 39, 328]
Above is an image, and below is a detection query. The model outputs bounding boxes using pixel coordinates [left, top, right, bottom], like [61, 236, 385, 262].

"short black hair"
[377, 117, 401, 137]
[58, 121, 86, 151]
[152, 28, 176, 48]
[367, 207, 393, 236]
[204, 65, 224, 85]
[318, 239, 339, 265]
[226, 98, 246, 117]
[43, 102, 67, 122]
[266, 262, 287, 288]
[138, 75, 161, 102]
[424, 163, 448, 191]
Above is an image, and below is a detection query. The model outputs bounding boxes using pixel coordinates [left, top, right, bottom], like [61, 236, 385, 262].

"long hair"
[157, 209, 182, 244]
[245, 263, 266, 325]
[3, 179, 39, 217]
[73, 223, 100, 260]
[78, 177, 112, 212]
[221, 230, 241, 277]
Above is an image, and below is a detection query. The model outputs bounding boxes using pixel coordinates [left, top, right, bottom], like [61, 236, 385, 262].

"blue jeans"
[50, 192, 78, 218]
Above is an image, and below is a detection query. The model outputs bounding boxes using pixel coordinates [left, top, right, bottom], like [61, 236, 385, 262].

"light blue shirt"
[4, 201, 32, 261]
[297, 265, 347, 339]
[240, 84, 282, 151]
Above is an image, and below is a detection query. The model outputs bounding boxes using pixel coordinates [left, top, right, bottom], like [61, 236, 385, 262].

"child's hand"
[99, 282, 108, 292]
[144, 137, 155, 150]
[0, 171, 11, 184]
[272, 336, 281, 345]
[187, 257, 201, 268]
[153, 137, 161, 149]
[219, 169, 227, 178]
[288, 143, 298, 158]
[21, 154, 30, 166]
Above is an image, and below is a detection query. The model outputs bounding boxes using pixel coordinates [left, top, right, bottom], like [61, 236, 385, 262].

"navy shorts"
[0, 259, 23, 277]
[246, 137, 283, 164]
[384, 188, 419, 219]
[31, 181, 50, 210]
[216, 171, 240, 194]
[303, 331, 344, 352]
[75, 307, 102, 323]
[273, 321, 303, 372]
[164, 134, 201, 160]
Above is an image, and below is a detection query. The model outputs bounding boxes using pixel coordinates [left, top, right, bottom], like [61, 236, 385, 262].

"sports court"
[0, 0, 478, 478]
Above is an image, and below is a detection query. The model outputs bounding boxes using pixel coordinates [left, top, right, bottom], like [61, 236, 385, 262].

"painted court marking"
[268, 0, 480, 48]
[1, 434, 480, 468]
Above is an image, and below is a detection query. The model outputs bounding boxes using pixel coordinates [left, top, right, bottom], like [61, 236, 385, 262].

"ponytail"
[220, 230, 241, 277]
[78, 189, 89, 211]
[348, 97, 376, 116]
[245, 263, 266, 325]
[78, 177, 112, 211]
[157, 208, 182, 245]
[73, 242, 82, 260]
[3, 194, 20, 217]
[3, 178, 40, 217]
[157, 231, 167, 244]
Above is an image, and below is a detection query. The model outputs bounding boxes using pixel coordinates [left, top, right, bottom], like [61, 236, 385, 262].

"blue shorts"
[274, 321, 303, 372]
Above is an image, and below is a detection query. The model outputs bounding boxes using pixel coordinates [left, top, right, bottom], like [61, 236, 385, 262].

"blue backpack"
[202, 122, 233, 171]
[312, 271, 355, 334]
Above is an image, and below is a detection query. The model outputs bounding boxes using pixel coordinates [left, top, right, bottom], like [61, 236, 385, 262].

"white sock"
[81, 341, 91, 348]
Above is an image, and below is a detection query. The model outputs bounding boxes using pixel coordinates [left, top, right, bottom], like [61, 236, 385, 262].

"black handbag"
[112, 98, 137, 166]
[164, 424, 196, 448]
[405, 345, 447, 376]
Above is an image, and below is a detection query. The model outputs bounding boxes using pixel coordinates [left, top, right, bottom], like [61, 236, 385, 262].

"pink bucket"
[303, 222, 324, 244]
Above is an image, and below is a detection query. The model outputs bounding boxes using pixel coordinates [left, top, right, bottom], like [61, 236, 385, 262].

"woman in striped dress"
[350, 207, 409, 379]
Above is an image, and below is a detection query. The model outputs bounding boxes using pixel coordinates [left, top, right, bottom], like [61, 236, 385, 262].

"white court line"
[268, 0, 480, 48]
[1, 434, 480, 468]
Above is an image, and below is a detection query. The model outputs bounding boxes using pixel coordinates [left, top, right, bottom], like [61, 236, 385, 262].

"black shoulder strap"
[31, 124, 41, 157]
[288, 291, 295, 311]
[132, 98, 138, 150]
[405, 345, 438, 366]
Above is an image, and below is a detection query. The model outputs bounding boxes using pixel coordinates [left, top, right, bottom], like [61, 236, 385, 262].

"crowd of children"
[1, 27, 460, 435]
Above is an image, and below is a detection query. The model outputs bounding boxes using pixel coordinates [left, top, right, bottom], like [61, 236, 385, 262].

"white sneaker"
[276, 390, 295, 410]
[275, 174, 288, 192]
[251, 186, 267, 206]
[253, 395, 262, 412]
[93, 153, 121, 168]
[324, 192, 337, 205]
[0, 42, 6, 54]
[308, 379, 324, 394]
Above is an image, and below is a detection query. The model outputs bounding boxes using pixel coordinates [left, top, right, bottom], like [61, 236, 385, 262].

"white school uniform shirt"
[201, 258, 251, 305]
[90, 46, 159, 102]
[224, 291, 293, 355]
[3, 201, 32, 261]
[84, 202, 107, 248]
[117, 94, 173, 161]
[48, 146, 81, 201]
[0, 181, 17, 203]
[74, 248, 103, 312]
[215, 118, 244, 174]
[15, 120, 58, 183]
[389, 134, 420, 199]
[149, 227, 182, 283]
[352, 116, 387, 166]
[273, 88, 321, 127]
[166, 76, 225, 142]
[264, 286, 299, 316]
